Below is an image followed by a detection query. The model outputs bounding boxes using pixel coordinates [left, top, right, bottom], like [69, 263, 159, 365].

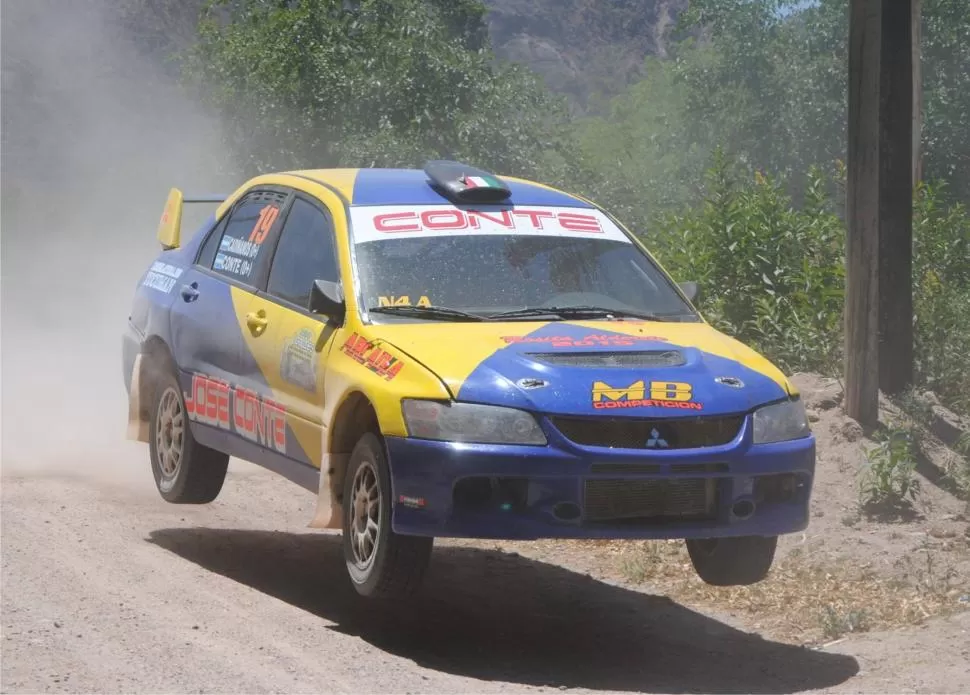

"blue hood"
[452, 323, 789, 418]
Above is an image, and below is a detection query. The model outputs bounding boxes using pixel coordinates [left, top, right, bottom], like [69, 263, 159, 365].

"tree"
[182, 0, 570, 178]
[921, 0, 970, 197]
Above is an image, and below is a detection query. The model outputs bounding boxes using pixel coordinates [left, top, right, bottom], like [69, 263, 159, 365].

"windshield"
[348, 204, 698, 322]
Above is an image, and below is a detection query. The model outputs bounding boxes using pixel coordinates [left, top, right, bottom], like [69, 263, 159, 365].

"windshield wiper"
[485, 306, 675, 322]
[368, 305, 486, 322]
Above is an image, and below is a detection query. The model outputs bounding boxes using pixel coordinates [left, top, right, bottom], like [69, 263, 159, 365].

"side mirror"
[678, 281, 700, 303]
[308, 279, 346, 324]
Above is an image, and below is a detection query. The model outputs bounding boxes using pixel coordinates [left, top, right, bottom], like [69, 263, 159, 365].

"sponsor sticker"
[398, 494, 427, 509]
[141, 261, 184, 294]
[214, 252, 254, 278]
[378, 295, 432, 307]
[591, 380, 702, 411]
[340, 332, 404, 381]
[219, 235, 261, 259]
[280, 328, 318, 392]
[184, 373, 287, 453]
[502, 334, 668, 348]
[350, 205, 633, 244]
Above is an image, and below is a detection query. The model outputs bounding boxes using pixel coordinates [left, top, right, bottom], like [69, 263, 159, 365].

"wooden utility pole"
[845, 0, 882, 426]
[878, 0, 915, 396]
[845, 0, 916, 425]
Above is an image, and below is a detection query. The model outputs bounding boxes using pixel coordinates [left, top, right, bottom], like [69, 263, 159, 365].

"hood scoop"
[525, 350, 687, 368]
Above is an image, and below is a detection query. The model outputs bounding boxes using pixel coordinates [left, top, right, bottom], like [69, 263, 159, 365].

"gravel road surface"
[2, 458, 867, 694]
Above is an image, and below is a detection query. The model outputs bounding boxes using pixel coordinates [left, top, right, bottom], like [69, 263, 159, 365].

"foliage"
[921, 0, 970, 196]
[912, 181, 970, 415]
[646, 153, 846, 376]
[819, 604, 871, 641]
[859, 427, 921, 515]
[632, 154, 970, 419]
[568, 55, 708, 221]
[182, 0, 571, 178]
[670, 0, 846, 187]
[576, 0, 970, 208]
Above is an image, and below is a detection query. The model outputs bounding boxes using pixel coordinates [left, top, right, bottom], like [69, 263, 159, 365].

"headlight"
[401, 399, 547, 446]
[752, 398, 811, 444]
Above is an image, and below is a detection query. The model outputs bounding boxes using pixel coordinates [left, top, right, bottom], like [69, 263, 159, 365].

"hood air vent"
[526, 350, 686, 368]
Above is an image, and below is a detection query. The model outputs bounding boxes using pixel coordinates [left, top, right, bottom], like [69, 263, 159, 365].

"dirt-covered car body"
[123, 161, 815, 554]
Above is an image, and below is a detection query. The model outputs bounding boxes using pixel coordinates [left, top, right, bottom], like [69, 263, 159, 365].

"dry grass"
[569, 538, 969, 646]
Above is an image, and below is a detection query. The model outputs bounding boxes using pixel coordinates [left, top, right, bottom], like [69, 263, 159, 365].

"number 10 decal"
[249, 204, 280, 244]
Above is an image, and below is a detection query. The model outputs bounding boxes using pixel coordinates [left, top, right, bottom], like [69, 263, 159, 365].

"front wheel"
[686, 535, 777, 586]
[342, 432, 433, 598]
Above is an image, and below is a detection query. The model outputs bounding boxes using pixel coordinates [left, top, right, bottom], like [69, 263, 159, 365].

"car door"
[169, 187, 290, 455]
[241, 193, 343, 470]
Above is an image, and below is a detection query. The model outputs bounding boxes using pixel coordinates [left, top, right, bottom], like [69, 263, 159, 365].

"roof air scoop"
[423, 159, 512, 204]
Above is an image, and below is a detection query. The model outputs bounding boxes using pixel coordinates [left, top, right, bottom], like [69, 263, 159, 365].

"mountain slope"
[483, 0, 688, 111]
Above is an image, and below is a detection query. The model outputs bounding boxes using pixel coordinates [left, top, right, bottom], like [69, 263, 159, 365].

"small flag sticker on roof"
[424, 159, 512, 203]
[463, 174, 502, 189]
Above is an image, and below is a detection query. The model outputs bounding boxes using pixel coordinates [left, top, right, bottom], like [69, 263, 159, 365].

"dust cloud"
[1, 1, 234, 483]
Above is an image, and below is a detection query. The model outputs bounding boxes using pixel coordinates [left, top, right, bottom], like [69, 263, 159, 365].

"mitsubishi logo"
[645, 428, 669, 449]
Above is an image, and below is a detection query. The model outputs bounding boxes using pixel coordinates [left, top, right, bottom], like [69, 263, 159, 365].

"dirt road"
[1, 453, 964, 695]
[1, 457, 859, 695]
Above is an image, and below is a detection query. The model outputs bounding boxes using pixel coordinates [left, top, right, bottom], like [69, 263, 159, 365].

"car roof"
[285, 167, 595, 209]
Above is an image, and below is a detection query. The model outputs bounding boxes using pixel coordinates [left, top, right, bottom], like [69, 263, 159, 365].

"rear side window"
[209, 191, 287, 284]
[266, 197, 339, 309]
[197, 216, 227, 269]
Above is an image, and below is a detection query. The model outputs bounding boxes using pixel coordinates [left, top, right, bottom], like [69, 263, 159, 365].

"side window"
[196, 216, 227, 269]
[210, 191, 287, 285]
[266, 197, 339, 309]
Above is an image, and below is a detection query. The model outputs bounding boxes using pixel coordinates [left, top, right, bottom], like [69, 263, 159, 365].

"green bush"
[913, 181, 970, 415]
[859, 427, 921, 515]
[634, 156, 970, 419]
[647, 152, 845, 376]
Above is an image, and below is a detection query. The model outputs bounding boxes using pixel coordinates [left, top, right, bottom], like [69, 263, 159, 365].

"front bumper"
[385, 415, 815, 540]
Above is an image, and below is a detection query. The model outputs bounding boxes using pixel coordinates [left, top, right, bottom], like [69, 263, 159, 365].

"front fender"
[322, 330, 451, 446]
[311, 330, 450, 531]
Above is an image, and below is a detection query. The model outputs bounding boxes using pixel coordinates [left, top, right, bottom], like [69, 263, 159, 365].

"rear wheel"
[342, 432, 432, 598]
[148, 369, 229, 504]
[686, 535, 777, 586]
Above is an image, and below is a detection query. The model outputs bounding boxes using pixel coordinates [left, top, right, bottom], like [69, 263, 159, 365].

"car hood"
[368, 319, 796, 418]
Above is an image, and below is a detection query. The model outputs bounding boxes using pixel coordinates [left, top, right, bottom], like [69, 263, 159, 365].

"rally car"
[123, 160, 814, 599]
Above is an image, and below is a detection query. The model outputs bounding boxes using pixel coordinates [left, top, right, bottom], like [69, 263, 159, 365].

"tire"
[342, 432, 433, 598]
[686, 535, 778, 586]
[148, 368, 229, 504]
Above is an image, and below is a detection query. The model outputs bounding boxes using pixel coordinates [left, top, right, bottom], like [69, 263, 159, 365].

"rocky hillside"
[483, 0, 688, 110]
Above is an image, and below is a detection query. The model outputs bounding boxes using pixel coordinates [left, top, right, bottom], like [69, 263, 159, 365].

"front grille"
[589, 462, 728, 474]
[584, 478, 717, 522]
[590, 462, 662, 474]
[526, 350, 686, 368]
[552, 415, 743, 449]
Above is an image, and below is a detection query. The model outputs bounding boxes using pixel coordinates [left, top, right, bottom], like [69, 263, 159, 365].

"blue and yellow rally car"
[123, 160, 814, 598]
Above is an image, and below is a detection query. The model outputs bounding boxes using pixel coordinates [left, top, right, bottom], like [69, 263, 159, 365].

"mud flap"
[308, 453, 347, 530]
[126, 354, 150, 443]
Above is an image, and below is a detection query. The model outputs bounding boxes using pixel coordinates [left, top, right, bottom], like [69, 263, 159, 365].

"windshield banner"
[349, 205, 633, 244]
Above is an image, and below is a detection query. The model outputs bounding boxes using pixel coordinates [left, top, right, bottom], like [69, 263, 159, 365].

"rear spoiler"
[157, 187, 226, 250]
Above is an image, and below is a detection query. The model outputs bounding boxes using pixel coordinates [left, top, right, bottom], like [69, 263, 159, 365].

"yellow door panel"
[233, 287, 333, 468]
[275, 309, 340, 467]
